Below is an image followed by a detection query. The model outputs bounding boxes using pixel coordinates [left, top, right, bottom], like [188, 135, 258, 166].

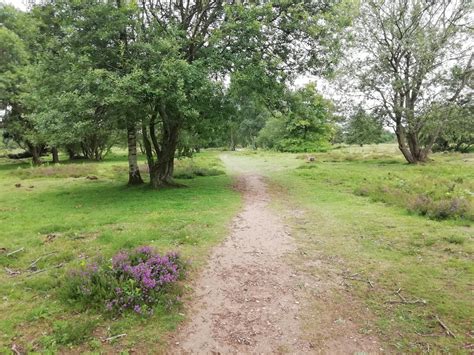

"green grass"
[0, 149, 240, 353]
[228, 145, 473, 353]
[2, 144, 473, 353]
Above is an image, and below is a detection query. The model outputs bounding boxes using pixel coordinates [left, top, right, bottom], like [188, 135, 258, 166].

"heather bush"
[62, 246, 186, 316]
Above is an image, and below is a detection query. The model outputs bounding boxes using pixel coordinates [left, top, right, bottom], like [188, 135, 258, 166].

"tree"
[0, 5, 46, 164]
[432, 101, 474, 153]
[344, 107, 387, 145]
[348, 0, 473, 163]
[257, 84, 334, 152]
[27, 1, 144, 183]
[133, 0, 346, 187]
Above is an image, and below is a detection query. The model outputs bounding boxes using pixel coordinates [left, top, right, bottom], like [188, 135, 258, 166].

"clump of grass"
[444, 235, 466, 245]
[174, 159, 224, 179]
[61, 246, 187, 316]
[12, 164, 98, 179]
[353, 186, 370, 197]
[47, 319, 98, 346]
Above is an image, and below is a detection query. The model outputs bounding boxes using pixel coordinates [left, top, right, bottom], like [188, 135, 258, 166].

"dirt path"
[171, 155, 382, 354]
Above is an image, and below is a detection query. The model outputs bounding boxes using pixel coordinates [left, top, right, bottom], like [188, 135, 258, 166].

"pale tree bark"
[127, 124, 144, 185]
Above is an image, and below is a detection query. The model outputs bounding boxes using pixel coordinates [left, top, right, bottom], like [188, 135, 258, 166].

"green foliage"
[257, 85, 333, 152]
[346, 0, 472, 163]
[432, 103, 474, 153]
[44, 319, 98, 347]
[344, 108, 394, 145]
[0, 5, 46, 160]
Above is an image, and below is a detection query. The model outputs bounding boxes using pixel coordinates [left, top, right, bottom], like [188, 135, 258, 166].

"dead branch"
[343, 275, 375, 288]
[5, 267, 21, 276]
[27, 263, 64, 277]
[104, 333, 127, 342]
[7, 247, 24, 257]
[436, 315, 456, 338]
[386, 288, 427, 305]
[28, 252, 57, 270]
[11, 344, 22, 355]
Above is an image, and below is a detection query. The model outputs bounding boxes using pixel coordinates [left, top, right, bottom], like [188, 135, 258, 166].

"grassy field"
[0, 150, 241, 353]
[230, 145, 473, 353]
[1, 144, 473, 353]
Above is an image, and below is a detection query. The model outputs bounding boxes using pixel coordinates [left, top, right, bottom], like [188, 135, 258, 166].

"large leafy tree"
[27, 0, 144, 183]
[347, 0, 473, 163]
[133, 0, 347, 187]
[4, 0, 347, 187]
[0, 5, 47, 164]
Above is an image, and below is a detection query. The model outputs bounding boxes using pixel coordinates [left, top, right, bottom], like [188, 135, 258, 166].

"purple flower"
[112, 251, 130, 270]
[69, 247, 185, 316]
[135, 246, 154, 255]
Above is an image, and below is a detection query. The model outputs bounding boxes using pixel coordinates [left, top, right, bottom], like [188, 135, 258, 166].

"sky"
[1, 0, 26, 10]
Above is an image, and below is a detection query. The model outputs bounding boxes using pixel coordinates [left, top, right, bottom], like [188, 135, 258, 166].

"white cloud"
[0, 0, 27, 10]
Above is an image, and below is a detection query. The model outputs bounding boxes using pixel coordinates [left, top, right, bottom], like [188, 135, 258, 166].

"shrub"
[409, 195, 470, 220]
[62, 246, 186, 316]
[409, 194, 433, 216]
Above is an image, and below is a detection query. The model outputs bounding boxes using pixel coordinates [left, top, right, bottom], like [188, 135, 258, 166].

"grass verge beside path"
[0, 150, 240, 353]
[230, 147, 473, 353]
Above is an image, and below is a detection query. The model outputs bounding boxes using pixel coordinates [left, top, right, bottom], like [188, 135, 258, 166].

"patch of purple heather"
[68, 246, 185, 316]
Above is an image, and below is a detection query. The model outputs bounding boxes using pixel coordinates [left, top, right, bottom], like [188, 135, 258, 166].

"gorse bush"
[62, 246, 186, 316]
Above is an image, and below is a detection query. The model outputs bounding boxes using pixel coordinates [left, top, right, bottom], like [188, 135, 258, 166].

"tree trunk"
[395, 124, 416, 163]
[149, 123, 179, 188]
[30, 145, 41, 166]
[52, 147, 59, 164]
[127, 124, 144, 185]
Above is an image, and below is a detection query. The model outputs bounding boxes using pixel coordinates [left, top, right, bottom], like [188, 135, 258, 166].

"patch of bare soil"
[170, 174, 382, 354]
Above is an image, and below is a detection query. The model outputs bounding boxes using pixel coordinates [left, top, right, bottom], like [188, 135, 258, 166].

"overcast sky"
[1, 0, 26, 10]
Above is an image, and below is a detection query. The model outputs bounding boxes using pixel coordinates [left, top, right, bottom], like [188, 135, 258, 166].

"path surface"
[171, 154, 382, 354]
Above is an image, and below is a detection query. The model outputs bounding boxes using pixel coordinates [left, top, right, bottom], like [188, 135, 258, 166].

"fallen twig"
[104, 333, 127, 342]
[5, 267, 21, 276]
[416, 332, 440, 337]
[27, 263, 64, 277]
[386, 288, 427, 305]
[343, 275, 375, 288]
[7, 247, 24, 257]
[28, 252, 57, 270]
[436, 315, 456, 338]
[387, 299, 427, 305]
[11, 344, 22, 355]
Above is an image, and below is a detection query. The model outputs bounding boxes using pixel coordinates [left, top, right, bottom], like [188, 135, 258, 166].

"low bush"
[408, 195, 471, 220]
[62, 246, 187, 316]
